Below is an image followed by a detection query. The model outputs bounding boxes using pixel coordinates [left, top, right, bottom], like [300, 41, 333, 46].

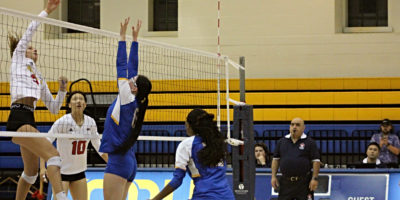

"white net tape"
[0, 131, 242, 145]
[0, 131, 188, 141]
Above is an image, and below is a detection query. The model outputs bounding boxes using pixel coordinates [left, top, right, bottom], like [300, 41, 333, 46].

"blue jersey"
[100, 41, 139, 153]
[169, 136, 235, 200]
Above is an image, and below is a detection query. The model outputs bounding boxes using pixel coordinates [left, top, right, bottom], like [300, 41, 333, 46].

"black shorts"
[6, 103, 36, 131]
[61, 171, 86, 182]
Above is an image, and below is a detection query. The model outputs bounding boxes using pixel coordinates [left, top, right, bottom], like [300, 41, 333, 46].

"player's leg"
[69, 178, 88, 200]
[122, 182, 132, 200]
[103, 152, 135, 200]
[12, 124, 66, 199]
[103, 173, 127, 200]
[122, 150, 137, 200]
[14, 146, 39, 200]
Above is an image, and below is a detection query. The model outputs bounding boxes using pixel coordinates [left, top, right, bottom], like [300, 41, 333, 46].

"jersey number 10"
[72, 141, 87, 155]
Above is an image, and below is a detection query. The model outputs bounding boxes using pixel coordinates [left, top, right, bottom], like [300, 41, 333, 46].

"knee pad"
[47, 156, 62, 167]
[21, 171, 38, 184]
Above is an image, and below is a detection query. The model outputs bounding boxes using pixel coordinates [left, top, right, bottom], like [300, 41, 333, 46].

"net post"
[232, 104, 255, 200]
[239, 56, 245, 102]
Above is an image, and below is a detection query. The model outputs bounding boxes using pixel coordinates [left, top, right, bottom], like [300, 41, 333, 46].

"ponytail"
[8, 32, 21, 57]
[114, 75, 151, 154]
[187, 109, 227, 167]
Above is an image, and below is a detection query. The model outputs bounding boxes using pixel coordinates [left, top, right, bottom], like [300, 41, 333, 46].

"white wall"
[1, 0, 400, 79]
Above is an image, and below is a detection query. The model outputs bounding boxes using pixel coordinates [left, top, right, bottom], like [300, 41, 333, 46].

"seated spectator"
[370, 119, 400, 167]
[348, 142, 386, 169]
[362, 142, 386, 167]
[255, 143, 270, 167]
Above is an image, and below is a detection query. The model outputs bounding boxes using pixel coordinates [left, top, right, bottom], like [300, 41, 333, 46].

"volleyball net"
[0, 7, 245, 166]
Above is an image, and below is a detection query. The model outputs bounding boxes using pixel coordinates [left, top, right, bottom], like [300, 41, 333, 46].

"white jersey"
[48, 114, 102, 174]
[10, 10, 66, 112]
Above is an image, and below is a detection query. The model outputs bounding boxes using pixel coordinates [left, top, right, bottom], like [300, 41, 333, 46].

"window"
[151, 0, 178, 31]
[67, 0, 100, 33]
[347, 0, 387, 27]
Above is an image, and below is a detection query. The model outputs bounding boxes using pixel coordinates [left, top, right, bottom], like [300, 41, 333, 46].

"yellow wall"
[1, 78, 400, 122]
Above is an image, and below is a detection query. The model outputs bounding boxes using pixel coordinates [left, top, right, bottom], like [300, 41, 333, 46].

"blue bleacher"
[135, 130, 174, 154]
[1, 124, 399, 168]
[0, 156, 23, 168]
[351, 130, 380, 153]
[258, 130, 287, 153]
[308, 130, 348, 154]
[0, 140, 24, 168]
[0, 141, 20, 153]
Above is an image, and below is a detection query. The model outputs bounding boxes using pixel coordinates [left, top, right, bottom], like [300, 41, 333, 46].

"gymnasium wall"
[0, 1, 400, 79]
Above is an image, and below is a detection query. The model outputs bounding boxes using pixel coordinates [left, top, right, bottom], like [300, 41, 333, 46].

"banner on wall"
[51, 170, 397, 200]
[253, 173, 388, 200]
[83, 171, 193, 200]
[388, 173, 400, 200]
[254, 173, 388, 200]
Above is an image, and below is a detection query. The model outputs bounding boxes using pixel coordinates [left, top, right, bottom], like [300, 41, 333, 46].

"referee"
[271, 117, 320, 200]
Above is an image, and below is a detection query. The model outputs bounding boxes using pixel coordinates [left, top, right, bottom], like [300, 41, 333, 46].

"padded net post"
[232, 104, 255, 200]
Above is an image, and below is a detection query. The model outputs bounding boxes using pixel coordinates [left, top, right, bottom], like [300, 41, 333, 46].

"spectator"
[255, 143, 270, 167]
[362, 142, 386, 168]
[348, 142, 386, 169]
[370, 119, 400, 167]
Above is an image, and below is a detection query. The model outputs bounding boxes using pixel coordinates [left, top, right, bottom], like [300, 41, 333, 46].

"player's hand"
[271, 176, 279, 190]
[309, 179, 318, 191]
[45, 0, 60, 14]
[58, 76, 68, 92]
[382, 137, 389, 145]
[132, 20, 142, 41]
[120, 17, 130, 41]
[258, 154, 266, 163]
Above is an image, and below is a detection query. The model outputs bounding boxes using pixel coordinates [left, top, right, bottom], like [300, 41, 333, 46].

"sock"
[55, 191, 68, 200]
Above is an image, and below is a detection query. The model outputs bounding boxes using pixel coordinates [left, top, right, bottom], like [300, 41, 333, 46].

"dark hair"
[135, 75, 152, 102]
[367, 142, 380, 151]
[255, 143, 269, 154]
[381, 118, 392, 126]
[255, 143, 270, 165]
[67, 91, 87, 104]
[114, 75, 152, 154]
[66, 91, 87, 114]
[8, 32, 21, 57]
[186, 108, 227, 167]
[380, 118, 394, 133]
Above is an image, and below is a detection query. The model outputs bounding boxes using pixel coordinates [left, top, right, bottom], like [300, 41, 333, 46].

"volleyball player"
[99, 18, 152, 200]
[6, 0, 68, 199]
[45, 91, 108, 200]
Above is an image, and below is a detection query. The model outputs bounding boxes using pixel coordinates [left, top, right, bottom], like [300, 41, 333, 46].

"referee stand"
[231, 57, 255, 200]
